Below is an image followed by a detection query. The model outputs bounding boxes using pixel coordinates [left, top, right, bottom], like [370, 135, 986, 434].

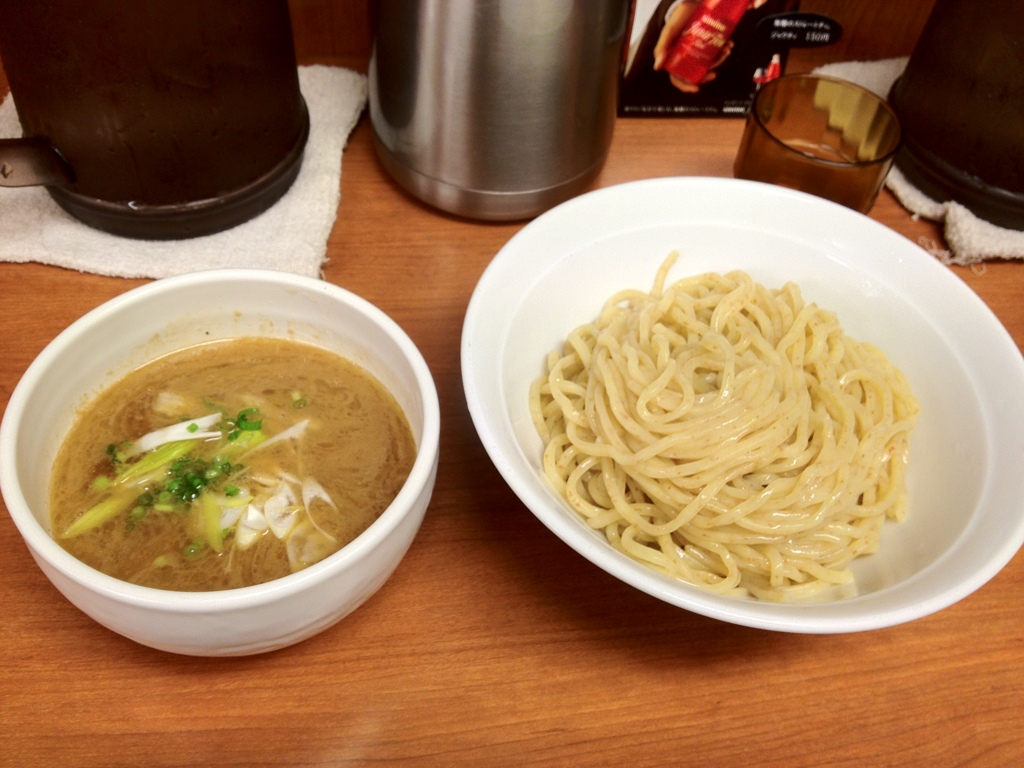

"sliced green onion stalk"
[241, 419, 307, 457]
[61, 492, 138, 538]
[221, 428, 266, 457]
[116, 440, 197, 488]
[200, 493, 224, 553]
[128, 413, 222, 456]
[61, 405, 322, 568]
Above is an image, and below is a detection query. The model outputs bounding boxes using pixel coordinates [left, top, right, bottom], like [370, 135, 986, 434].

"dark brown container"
[888, 0, 1024, 230]
[0, 0, 309, 239]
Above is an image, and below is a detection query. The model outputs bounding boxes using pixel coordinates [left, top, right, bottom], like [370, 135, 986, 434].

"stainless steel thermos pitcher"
[369, 0, 629, 221]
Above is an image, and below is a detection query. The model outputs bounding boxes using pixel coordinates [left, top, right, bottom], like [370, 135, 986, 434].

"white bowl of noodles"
[462, 177, 1024, 633]
[0, 270, 440, 656]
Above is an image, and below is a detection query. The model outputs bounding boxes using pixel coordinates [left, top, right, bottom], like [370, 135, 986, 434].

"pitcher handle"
[0, 137, 74, 187]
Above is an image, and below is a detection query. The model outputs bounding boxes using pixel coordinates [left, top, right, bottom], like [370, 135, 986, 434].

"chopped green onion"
[183, 540, 207, 559]
[105, 442, 129, 465]
[236, 408, 262, 431]
[126, 505, 149, 531]
[224, 485, 240, 497]
[186, 422, 199, 433]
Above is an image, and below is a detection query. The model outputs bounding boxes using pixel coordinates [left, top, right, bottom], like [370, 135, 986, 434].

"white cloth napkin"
[0, 65, 367, 279]
[813, 57, 1024, 265]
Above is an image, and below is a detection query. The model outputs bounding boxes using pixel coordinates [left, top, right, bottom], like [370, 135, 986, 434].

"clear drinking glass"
[733, 74, 902, 213]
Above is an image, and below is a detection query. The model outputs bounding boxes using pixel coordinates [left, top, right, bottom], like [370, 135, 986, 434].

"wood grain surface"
[2, 2, 1023, 766]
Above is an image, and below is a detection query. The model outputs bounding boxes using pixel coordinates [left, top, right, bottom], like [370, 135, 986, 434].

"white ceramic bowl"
[462, 177, 1024, 634]
[0, 270, 440, 656]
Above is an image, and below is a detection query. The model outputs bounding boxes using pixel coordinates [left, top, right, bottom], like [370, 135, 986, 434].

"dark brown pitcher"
[0, 0, 308, 239]
[888, 0, 1024, 230]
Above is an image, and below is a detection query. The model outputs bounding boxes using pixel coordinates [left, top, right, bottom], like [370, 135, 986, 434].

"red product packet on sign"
[663, 0, 750, 86]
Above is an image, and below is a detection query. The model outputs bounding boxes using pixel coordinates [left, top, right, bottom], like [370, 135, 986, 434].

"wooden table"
[2, 90, 1023, 767]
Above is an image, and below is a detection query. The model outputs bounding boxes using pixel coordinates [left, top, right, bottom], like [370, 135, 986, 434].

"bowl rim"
[461, 176, 1024, 633]
[0, 268, 441, 611]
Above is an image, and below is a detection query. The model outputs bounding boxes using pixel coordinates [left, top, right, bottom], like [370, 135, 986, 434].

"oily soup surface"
[50, 338, 416, 591]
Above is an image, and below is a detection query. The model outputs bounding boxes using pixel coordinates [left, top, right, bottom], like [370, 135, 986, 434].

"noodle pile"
[529, 253, 919, 602]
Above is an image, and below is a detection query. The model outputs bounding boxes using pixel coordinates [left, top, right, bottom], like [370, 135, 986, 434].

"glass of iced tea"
[734, 74, 902, 213]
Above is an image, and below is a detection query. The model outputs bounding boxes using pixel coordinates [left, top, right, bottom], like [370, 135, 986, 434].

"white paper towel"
[0, 65, 367, 279]
[814, 57, 1024, 265]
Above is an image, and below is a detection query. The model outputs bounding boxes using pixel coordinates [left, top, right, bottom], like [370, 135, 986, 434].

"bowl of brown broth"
[0, 270, 440, 656]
